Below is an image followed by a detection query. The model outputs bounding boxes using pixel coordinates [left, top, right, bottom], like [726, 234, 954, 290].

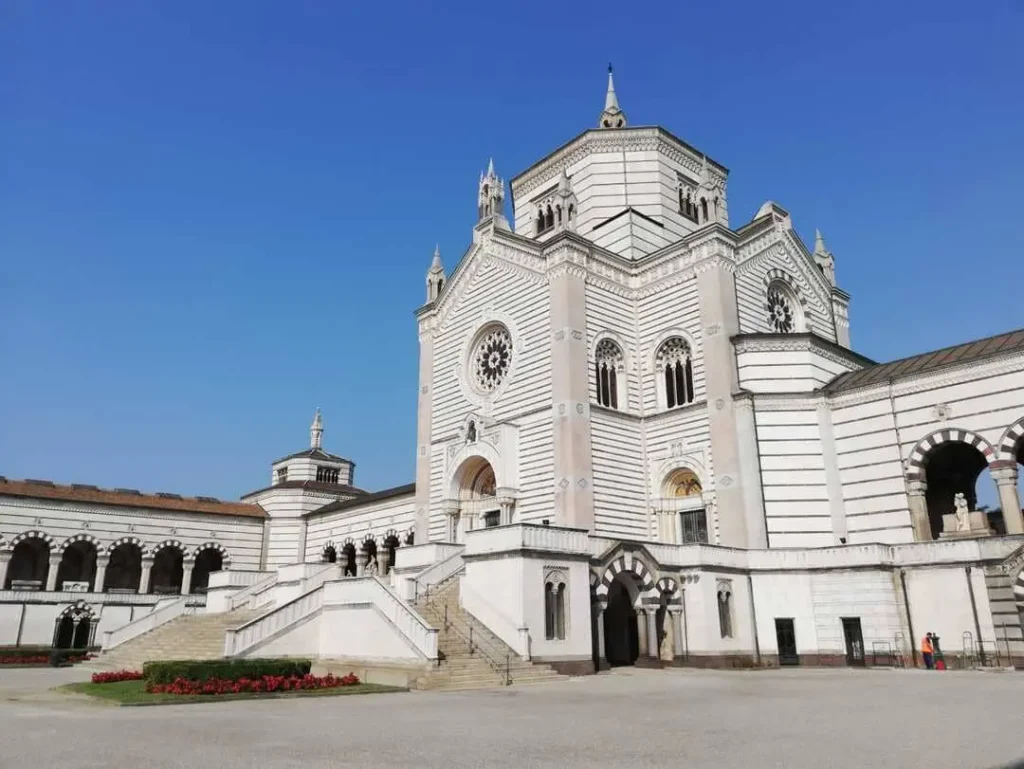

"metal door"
[842, 617, 865, 666]
[775, 618, 799, 666]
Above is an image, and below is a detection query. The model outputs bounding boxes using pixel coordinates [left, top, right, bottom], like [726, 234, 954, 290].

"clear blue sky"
[2, 1, 1022, 500]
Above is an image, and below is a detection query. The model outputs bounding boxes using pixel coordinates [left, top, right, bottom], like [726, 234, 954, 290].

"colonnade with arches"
[904, 421, 1024, 541]
[0, 531, 230, 595]
[320, 528, 414, 577]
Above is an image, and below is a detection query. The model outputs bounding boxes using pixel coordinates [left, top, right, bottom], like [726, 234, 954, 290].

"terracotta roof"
[824, 328, 1024, 394]
[241, 480, 367, 499]
[311, 483, 415, 516]
[0, 478, 266, 519]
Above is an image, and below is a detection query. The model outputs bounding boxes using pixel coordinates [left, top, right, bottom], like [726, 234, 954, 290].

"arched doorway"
[603, 575, 640, 667]
[341, 542, 357, 576]
[924, 442, 991, 538]
[53, 602, 96, 649]
[362, 538, 378, 574]
[150, 545, 184, 594]
[452, 456, 500, 539]
[55, 539, 98, 591]
[190, 547, 224, 593]
[662, 468, 708, 544]
[382, 534, 400, 575]
[6, 535, 51, 590]
[104, 540, 143, 592]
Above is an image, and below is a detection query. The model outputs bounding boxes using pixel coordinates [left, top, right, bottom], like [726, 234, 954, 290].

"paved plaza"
[0, 666, 1021, 768]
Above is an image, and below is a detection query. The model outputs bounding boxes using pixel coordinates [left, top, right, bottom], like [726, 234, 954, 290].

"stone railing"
[459, 577, 530, 658]
[223, 576, 438, 661]
[464, 524, 590, 557]
[228, 572, 278, 611]
[102, 596, 200, 650]
[0, 589, 206, 607]
[324, 578, 438, 661]
[223, 585, 324, 657]
[412, 550, 465, 600]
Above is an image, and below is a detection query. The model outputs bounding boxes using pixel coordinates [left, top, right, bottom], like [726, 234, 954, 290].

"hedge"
[142, 658, 312, 685]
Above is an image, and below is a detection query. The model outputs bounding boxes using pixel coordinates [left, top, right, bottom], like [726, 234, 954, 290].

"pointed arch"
[905, 428, 997, 481]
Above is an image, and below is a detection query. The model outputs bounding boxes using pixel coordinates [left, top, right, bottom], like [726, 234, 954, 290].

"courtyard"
[0, 666, 1020, 768]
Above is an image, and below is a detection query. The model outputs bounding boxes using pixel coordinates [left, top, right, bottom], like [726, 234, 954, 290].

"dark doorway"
[924, 442, 988, 539]
[603, 577, 639, 666]
[190, 548, 223, 594]
[150, 548, 183, 594]
[775, 618, 799, 666]
[841, 617, 865, 666]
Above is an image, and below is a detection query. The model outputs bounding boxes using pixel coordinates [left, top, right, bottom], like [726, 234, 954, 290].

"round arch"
[56, 534, 101, 592]
[763, 267, 812, 330]
[1013, 568, 1023, 616]
[5, 531, 54, 590]
[998, 417, 1024, 461]
[594, 553, 657, 604]
[58, 533, 102, 555]
[906, 428, 997, 481]
[190, 543, 228, 594]
[53, 600, 96, 649]
[447, 445, 504, 501]
[149, 540, 185, 594]
[104, 537, 144, 592]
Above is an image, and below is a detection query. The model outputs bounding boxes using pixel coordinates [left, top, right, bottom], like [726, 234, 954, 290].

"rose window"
[766, 288, 795, 333]
[472, 325, 512, 393]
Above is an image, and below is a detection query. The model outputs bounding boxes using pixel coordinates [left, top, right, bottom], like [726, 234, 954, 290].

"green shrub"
[142, 658, 312, 684]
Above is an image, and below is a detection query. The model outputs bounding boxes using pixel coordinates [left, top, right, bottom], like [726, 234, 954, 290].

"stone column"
[594, 601, 606, 665]
[907, 479, 930, 541]
[498, 495, 515, 526]
[94, 554, 109, 593]
[181, 560, 194, 595]
[646, 610, 659, 659]
[139, 556, 154, 594]
[377, 546, 390, 576]
[355, 550, 367, 577]
[441, 500, 459, 543]
[0, 552, 10, 590]
[991, 464, 1023, 535]
[670, 609, 685, 658]
[548, 243, 595, 531]
[414, 315, 437, 543]
[636, 609, 648, 658]
[45, 555, 62, 591]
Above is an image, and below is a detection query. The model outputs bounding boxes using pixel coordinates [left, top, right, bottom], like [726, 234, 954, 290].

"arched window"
[717, 582, 733, 638]
[556, 205, 562, 224]
[382, 534, 400, 575]
[150, 544, 184, 594]
[679, 186, 699, 223]
[5, 534, 51, 590]
[567, 203, 575, 220]
[700, 197, 709, 223]
[594, 339, 623, 410]
[545, 205, 554, 231]
[766, 281, 800, 334]
[104, 540, 143, 592]
[536, 210, 545, 234]
[322, 544, 337, 563]
[56, 538, 98, 591]
[52, 601, 96, 650]
[341, 542, 357, 577]
[655, 337, 695, 409]
[544, 572, 568, 641]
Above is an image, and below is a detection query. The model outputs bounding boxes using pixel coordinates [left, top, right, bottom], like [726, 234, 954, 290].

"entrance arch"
[5, 531, 53, 589]
[603, 574, 640, 666]
[449, 455, 501, 540]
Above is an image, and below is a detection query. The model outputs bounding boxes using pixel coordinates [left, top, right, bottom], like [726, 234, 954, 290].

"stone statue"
[954, 493, 970, 532]
[365, 557, 378, 577]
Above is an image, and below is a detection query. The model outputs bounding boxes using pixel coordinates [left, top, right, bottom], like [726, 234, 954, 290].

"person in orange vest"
[921, 632, 934, 670]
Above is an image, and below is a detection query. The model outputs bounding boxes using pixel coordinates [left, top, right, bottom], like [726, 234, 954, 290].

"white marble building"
[3, 70, 1023, 675]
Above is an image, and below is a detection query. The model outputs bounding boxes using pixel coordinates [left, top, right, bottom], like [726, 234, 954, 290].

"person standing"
[921, 633, 934, 670]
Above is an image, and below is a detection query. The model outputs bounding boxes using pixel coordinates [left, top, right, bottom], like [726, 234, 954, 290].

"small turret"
[813, 229, 837, 286]
[426, 244, 445, 302]
[554, 170, 578, 233]
[598, 64, 627, 129]
[477, 158, 507, 225]
[310, 408, 323, 450]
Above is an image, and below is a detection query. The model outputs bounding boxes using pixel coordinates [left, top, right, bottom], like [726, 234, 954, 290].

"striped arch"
[1013, 569, 1024, 613]
[905, 428, 997, 481]
[656, 577, 680, 600]
[151, 539, 187, 559]
[594, 552, 657, 602]
[998, 418, 1024, 462]
[361, 533, 377, 547]
[8, 530, 55, 552]
[58, 533, 102, 555]
[192, 541, 230, 564]
[107, 536, 144, 556]
[382, 528, 400, 543]
[341, 537, 355, 547]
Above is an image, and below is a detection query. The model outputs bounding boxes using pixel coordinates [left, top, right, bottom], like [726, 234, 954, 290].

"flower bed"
[92, 670, 144, 684]
[0, 651, 91, 666]
[147, 672, 360, 696]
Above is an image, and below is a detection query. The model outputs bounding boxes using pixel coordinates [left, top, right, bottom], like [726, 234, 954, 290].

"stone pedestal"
[939, 512, 993, 538]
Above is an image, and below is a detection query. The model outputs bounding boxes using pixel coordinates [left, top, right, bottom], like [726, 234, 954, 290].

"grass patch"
[59, 680, 404, 706]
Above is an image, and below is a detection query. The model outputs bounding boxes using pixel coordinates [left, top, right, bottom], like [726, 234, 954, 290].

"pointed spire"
[430, 243, 443, 271]
[426, 244, 446, 302]
[814, 228, 827, 255]
[477, 158, 506, 225]
[598, 64, 627, 129]
[487, 157, 495, 176]
[310, 408, 323, 450]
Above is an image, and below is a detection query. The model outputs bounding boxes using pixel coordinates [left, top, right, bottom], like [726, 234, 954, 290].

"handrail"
[422, 581, 512, 685]
[102, 596, 194, 650]
[413, 550, 465, 600]
[224, 576, 438, 660]
[459, 578, 530, 659]
[229, 572, 278, 611]
[224, 585, 325, 657]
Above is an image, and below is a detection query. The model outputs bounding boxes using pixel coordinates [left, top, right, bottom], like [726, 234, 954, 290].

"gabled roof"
[824, 328, 1024, 394]
[0, 478, 266, 519]
[273, 447, 352, 465]
[310, 483, 415, 517]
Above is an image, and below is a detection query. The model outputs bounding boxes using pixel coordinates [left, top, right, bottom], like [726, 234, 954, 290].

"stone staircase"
[412, 579, 565, 691]
[91, 609, 263, 671]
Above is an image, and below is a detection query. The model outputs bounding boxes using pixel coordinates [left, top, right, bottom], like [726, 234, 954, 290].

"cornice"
[731, 332, 872, 370]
